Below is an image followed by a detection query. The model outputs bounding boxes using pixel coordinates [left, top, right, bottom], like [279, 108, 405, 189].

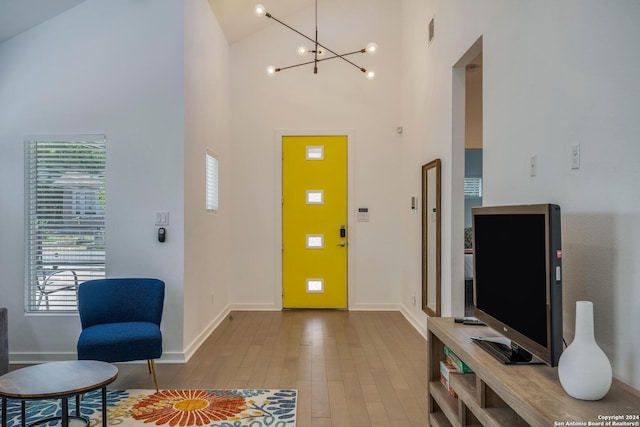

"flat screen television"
[472, 203, 563, 366]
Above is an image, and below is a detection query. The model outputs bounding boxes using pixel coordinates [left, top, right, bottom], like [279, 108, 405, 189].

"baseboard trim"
[229, 303, 280, 311]
[349, 303, 401, 311]
[11, 351, 188, 365]
[10, 352, 77, 365]
[181, 305, 233, 363]
[399, 304, 429, 341]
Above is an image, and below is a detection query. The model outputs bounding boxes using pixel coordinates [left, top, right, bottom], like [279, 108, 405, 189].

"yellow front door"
[282, 135, 348, 308]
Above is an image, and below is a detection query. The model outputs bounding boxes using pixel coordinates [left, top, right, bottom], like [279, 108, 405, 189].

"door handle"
[337, 242, 346, 247]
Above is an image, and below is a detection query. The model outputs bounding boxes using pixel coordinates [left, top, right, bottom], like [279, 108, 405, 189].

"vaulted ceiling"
[208, 0, 315, 44]
[0, 0, 88, 44]
[0, 0, 315, 45]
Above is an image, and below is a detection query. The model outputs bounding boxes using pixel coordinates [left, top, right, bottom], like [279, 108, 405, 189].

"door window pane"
[306, 235, 324, 249]
[306, 146, 324, 160]
[307, 279, 324, 293]
[306, 190, 324, 204]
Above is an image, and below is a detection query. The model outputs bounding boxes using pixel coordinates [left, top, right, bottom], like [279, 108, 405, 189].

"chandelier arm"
[316, 50, 367, 72]
[266, 14, 319, 49]
[301, 36, 366, 71]
[276, 59, 318, 72]
[318, 46, 367, 72]
[319, 50, 366, 60]
[274, 51, 367, 73]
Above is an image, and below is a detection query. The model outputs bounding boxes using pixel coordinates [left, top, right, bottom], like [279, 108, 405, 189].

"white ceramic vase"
[557, 301, 612, 400]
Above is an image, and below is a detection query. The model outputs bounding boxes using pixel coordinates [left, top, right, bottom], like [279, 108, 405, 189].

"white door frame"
[451, 37, 483, 316]
[274, 129, 356, 310]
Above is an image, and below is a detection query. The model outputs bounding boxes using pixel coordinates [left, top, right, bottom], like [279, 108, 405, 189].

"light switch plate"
[155, 211, 169, 226]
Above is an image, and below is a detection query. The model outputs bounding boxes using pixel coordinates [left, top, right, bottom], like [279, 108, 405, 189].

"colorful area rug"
[1, 389, 297, 427]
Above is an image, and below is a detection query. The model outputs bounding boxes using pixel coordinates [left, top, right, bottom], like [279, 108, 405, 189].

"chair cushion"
[77, 321, 162, 363]
[78, 279, 164, 329]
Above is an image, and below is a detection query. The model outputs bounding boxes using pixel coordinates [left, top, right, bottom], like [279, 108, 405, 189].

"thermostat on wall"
[357, 208, 369, 222]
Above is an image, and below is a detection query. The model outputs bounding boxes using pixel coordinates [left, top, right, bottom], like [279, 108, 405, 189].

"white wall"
[400, 0, 640, 390]
[228, 0, 404, 310]
[183, 0, 233, 357]
[0, 0, 186, 361]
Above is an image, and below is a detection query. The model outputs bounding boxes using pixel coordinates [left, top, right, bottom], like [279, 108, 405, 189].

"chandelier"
[254, 1, 378, 80]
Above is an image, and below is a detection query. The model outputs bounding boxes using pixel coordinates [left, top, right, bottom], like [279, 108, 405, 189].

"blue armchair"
[77, 278, 164, 391]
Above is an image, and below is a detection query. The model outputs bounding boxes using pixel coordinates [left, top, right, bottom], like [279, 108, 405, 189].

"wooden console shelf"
[427, 318, 640, 427]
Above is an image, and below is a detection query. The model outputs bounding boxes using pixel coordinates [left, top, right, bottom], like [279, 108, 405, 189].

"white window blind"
[206, 151, 219, 212]
[24, 136, 106, 312]
[464, 177, 483, 198]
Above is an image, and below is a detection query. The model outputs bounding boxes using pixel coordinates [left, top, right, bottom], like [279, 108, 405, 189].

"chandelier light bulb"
[297, 45, 308, 56]
[366, 70, 376, 80]
[316, 48, 325, 57]
[266, 65, 277, 76]
[254, 4, 267, 17]
[366, 42, 378, 55]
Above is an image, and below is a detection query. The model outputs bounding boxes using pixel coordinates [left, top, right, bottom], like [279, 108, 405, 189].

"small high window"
[206, 151, 219, 213]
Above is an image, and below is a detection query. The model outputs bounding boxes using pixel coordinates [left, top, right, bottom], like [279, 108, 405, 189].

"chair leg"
[149, 359, 159, 392]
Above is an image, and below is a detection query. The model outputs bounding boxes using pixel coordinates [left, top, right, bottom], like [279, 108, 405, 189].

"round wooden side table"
[0, 360, 118, 427]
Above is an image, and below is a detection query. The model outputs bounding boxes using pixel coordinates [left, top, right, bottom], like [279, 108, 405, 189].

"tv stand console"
[427, 318, 640, 426]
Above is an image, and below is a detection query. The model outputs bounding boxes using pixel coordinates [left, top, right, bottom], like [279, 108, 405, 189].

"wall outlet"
[571, 144, 581, 169]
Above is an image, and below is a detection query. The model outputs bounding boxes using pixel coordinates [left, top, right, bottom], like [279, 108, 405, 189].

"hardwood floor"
[110, 310, 429, 427]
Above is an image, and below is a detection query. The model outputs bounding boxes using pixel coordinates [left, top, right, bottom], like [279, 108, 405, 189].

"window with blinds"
[206, 151, 219, 213]
[24, 136, 106, 312]
[464, 177, 483, 198]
